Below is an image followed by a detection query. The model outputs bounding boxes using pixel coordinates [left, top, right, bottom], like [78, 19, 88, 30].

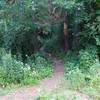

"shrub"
[89, 60, 100, 76]
[62, 51, 85, 90]
[0, 53, 24, 86]
[88, 62, 100, 93]
[90, 76, 100, 91]
[21, 65, 39, 85]
[22, 54, 53, 85]
[62, 46, 100, 97]
[0, 66, 6, 87]
[0, 51, 53, 87]
[32, 54, 53, 79]
[79, 46, 98, 73]
[62, 51, 79, 74]
[66, 68, 85, 90]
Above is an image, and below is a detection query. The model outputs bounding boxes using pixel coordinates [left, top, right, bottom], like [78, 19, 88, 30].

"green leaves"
[53, 0, 83, 9]
[95, 36, 100, 46]
[0, 50, 53, 87]
[62, 45, 100, 96]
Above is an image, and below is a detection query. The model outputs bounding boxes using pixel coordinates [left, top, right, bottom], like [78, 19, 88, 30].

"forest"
[0, 0, 100, 100]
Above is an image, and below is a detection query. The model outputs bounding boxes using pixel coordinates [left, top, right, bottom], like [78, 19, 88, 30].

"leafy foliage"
[79, 45, 98, 73]
[0, 0, 100, 99]
[62, 45, 100, 97]
[0, 49, 53, 87]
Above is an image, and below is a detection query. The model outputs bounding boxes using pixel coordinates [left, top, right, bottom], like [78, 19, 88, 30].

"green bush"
[79, 46, 98, 73]
[21, 65, 39, 85]
[22, 55, 53, 85]
[0, 53, 24, 85]
[62, 51, 86, 90]
[62, 51, 79, 74]
[0, 51, 53, 87]
[62, 46, 100, 96]
[32, 54, 53, 79]
[66, 68, 85, 90]
[88, 62, 100, 94]
[90, 76, 100, 91]
[0, 67, 6, 87]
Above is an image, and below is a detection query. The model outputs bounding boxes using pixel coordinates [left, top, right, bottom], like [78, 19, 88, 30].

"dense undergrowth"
[61, 45, 100, 99]
[0, 0, 100, 99]
[0, 48, 53, 88]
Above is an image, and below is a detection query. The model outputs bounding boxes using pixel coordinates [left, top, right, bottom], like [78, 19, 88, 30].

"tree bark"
[63, 11, 69, 51]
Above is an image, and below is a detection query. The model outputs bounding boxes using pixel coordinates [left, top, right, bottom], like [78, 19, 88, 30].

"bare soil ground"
[0, 58, 90, 100]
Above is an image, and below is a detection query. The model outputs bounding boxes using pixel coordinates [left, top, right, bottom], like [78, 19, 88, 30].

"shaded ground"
[0, 58, 90, 100]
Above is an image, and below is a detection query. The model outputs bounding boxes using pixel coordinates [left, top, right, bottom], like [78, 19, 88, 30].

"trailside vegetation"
[0, 0, 100, 99]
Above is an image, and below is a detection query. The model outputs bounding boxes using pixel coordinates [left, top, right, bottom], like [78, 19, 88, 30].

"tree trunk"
[63, 11, 69, 51]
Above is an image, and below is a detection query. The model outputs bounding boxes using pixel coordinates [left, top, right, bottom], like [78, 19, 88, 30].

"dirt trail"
[0, 58, 90, 100]
[0, 58, 64, 100]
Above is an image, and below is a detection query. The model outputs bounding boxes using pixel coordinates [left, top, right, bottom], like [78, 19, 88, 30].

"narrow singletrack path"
[0, 58, 90, 100]
[0, 58, 64, 100]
